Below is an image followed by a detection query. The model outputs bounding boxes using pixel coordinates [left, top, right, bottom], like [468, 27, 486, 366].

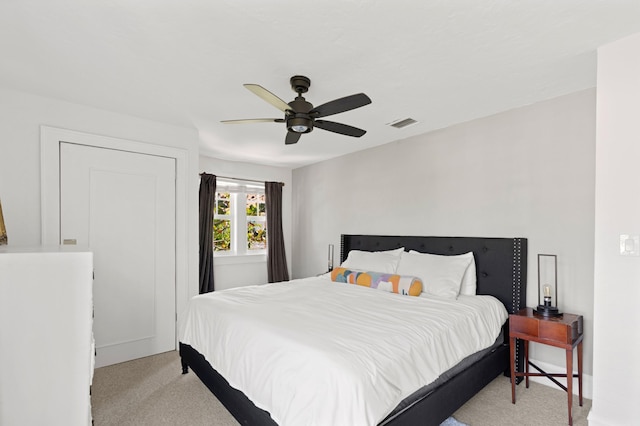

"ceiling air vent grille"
[388, 118, 418, 129]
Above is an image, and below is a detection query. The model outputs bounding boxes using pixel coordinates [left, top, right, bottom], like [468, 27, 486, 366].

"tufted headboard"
[340, 234, 527, 315]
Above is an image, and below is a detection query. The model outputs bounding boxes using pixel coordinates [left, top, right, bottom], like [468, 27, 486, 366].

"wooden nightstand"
[509, 307, 584, 426]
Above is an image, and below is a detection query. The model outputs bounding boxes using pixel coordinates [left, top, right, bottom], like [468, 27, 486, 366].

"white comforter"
[179, 276, 507, 426]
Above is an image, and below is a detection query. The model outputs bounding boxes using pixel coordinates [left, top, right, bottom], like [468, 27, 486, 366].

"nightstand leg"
[578, 340, 583, 406]
[566, 348, 573, 426]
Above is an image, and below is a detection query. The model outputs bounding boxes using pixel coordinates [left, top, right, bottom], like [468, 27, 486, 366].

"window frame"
[213, 179, 267, 262]
[245, 192, 267, 252]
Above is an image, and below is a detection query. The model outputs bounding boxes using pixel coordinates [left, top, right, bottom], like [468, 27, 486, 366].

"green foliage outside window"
[213, 219, 230, 251]
[246, 193, 266, 216]
[247, 221, 266, 250]
[216, 192, 230, 215]
[214, 192, 231, 251]
[246, 193, 267, 250]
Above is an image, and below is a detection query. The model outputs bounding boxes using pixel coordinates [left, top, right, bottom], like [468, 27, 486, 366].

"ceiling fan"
[222, 75, 372, 145]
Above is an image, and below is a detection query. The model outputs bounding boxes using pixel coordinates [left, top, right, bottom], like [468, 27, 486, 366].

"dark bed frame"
[180, 234, 527, 426]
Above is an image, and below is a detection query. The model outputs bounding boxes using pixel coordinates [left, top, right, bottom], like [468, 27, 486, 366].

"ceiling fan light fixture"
[287, 116, 312, 133]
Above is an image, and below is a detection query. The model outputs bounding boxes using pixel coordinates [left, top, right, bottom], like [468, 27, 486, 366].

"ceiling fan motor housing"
[287, 116, 313, 133]
[287, 95, 314, 133]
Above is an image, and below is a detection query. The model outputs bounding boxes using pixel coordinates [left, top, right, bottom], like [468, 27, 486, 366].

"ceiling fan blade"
[314, 120, 366, 137]
[310, 93, 371, 118]
[221, 118, 285, 124]
[285, 131, 301, 145]
[244, 84, 292, 112]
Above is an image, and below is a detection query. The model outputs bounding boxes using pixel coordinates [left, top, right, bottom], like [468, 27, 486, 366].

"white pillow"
[398, 251, 472, 299]
[458, 252, 477, 295]
[410, 250, 477, 296]
[379, 247, 405, 257]
[340, 247, 404, 274]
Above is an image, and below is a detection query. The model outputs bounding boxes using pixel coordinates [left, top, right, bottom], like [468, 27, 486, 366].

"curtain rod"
[200, 173, 284, 187]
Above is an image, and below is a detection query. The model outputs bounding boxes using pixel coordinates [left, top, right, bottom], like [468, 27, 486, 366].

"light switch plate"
[620, 235, 640, 256]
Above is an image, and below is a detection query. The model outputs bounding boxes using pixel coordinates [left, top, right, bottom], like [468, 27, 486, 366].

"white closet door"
[60, 142, 176, 367]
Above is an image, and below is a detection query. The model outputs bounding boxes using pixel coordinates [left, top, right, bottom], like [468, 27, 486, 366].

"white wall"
[199, 155, 292, 290]
[589, 32, 640, 426]
[293, 89, 596, 391]
[0, 86, 200, 310]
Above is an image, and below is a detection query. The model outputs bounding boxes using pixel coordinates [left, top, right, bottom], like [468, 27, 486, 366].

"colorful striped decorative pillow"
[330, 267, 422, 297]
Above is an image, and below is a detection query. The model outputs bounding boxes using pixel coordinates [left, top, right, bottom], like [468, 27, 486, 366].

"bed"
[179, 234, 527, 426]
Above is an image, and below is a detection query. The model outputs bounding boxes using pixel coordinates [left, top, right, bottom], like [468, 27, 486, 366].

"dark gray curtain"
[199, 173, 216, 293]
[265, 181, 289, 283]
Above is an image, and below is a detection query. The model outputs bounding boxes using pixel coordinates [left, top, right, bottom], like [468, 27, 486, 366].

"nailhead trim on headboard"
[512, 237, 524, 378]
[512, 238, 523, 314]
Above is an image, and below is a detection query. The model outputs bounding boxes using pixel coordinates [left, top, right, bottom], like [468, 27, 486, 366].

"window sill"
[214, 254, 267, 265]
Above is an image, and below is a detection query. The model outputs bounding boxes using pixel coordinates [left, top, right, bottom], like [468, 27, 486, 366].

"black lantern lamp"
[534, 254, 562, 317]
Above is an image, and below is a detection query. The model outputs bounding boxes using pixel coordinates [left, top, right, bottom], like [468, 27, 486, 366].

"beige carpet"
[92, 350, 591, 426]
[92, 351, 238, 426]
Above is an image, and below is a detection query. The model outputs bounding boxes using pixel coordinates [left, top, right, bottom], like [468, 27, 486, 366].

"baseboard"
[585, 410, 608, 426]
[586, 396, 634, 425]
[527, 358, 593, 400]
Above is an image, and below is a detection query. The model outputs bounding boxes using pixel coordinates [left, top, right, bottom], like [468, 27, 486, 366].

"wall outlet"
[620, 235, 640, 256]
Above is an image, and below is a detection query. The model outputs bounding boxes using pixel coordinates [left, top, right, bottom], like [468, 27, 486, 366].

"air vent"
[387, 118, 418, 129]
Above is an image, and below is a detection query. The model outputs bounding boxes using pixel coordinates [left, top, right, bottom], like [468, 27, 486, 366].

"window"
[213, 180, 267, 257]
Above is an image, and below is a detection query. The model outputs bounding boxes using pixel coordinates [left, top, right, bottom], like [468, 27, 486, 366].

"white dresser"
[0, 246, 94, 426]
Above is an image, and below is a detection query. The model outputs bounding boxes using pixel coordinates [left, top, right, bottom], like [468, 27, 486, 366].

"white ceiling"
[2, 1, 640, 168]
